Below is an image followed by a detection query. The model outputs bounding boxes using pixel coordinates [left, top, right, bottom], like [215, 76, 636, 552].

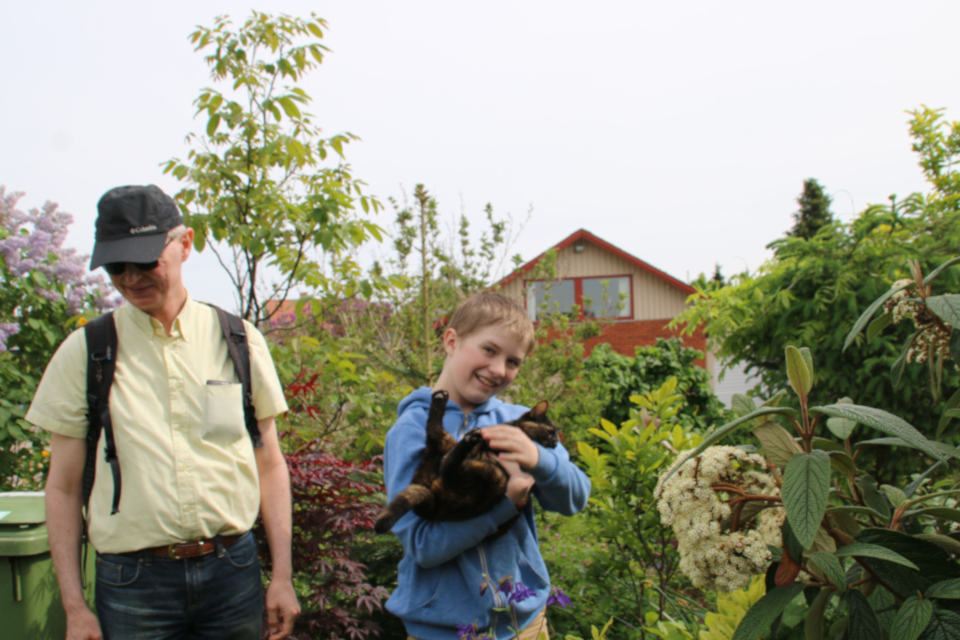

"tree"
[787, 178, 834, 240]
[674, 107, 960, 476]
[163, 11, 385, 324]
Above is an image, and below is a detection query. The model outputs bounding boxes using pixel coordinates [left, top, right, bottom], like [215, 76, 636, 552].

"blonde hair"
[448, 292, 536, 355]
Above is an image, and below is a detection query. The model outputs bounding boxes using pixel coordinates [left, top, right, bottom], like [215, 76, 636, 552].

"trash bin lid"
[0, 491, 50, 556]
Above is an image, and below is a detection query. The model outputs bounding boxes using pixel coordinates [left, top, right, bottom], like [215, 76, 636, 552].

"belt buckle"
[167, 543, 184, 560]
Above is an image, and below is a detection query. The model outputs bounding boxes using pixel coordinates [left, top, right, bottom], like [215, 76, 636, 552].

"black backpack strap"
[211, 305, 263, 448]
[83, 312, 122, 516]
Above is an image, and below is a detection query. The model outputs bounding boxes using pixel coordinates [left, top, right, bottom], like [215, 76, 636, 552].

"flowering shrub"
[0, 187, 117, 489]
[655, 446, 784, 592]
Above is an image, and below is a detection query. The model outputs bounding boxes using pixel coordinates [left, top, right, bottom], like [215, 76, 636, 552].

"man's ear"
[179, 228, 195, 263]
[442, 328, 459, 356]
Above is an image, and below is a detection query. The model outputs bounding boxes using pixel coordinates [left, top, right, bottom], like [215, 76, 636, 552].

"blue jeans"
[95, 531, 263, 640]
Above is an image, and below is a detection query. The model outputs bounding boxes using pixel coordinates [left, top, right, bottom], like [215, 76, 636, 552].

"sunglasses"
[102, 236, 177, 276]
[103, 260, 160, 276]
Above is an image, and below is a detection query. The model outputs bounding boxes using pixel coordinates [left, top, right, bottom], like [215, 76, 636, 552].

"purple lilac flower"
[508, 581, 535, 605]
[546, 586, 571, 610]
[0, 322, 21, 352]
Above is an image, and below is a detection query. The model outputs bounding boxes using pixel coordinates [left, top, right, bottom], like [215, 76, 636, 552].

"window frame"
[524, 274, 635, 322]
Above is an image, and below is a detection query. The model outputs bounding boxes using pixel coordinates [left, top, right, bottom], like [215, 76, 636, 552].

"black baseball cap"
[90, 185, 183, 270]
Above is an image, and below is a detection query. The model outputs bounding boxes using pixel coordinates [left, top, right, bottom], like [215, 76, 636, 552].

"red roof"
[495, 228, 695, 294]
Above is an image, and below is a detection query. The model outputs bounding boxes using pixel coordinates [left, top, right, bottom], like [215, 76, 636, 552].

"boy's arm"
[527, 440, 591, 515]
[384, 419, 521, 569]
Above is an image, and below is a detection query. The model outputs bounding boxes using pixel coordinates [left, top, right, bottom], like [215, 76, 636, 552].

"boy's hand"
[499, 458, 535, 508]
[483, 425, 540, 470]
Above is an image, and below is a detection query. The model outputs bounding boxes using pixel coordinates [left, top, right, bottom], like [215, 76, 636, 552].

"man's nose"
[489, 358, 506, 377]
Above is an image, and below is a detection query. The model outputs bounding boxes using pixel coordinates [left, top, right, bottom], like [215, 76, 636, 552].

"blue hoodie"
[383, 387, 591, 640]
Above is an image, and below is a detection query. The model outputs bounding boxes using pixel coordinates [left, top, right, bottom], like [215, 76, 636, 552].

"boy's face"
[436, 324, 527, 413]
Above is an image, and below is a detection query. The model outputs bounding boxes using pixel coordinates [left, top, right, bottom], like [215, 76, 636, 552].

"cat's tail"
[374, 485, 435, 534]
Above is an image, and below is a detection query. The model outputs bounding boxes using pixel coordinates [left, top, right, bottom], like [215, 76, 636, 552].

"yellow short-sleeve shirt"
[26, 296, 289, 553]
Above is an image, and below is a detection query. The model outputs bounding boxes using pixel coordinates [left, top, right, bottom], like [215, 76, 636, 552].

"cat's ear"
[530, 400, 549, 418]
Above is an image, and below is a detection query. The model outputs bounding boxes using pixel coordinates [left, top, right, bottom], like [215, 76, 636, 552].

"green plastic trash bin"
[0, 491, 95, 640]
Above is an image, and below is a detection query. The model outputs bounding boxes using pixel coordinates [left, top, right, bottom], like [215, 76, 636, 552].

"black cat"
[374, 389, 558, 536]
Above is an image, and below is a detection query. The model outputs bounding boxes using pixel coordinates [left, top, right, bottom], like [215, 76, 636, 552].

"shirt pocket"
[203, 381, 245, 445]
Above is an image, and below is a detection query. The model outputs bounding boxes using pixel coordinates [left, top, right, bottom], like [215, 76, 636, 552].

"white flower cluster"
[655, 446, 784, 592]
[884, 279, 952, 365]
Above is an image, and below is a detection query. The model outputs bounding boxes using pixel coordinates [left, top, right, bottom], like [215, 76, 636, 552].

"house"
[494, 229, 712, 373]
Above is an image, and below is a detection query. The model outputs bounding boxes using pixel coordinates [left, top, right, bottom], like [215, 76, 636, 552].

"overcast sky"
[4, 1, 958, 310]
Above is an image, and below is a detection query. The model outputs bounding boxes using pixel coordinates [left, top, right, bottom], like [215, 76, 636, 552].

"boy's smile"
[434, 324, 528, 414]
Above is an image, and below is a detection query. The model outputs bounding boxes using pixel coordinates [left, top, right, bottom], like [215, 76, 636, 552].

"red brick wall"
[582, 319, 708, 367]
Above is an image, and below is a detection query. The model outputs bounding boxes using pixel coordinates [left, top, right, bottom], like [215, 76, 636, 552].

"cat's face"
[435, 325, 527, 413]
[513, 401, 559, 448]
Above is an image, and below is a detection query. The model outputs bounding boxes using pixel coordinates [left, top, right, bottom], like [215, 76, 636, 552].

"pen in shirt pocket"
[206, 380, 238, 385]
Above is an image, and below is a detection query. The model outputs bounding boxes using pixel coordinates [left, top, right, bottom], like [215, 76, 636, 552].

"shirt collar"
[119, 292, 195, 342]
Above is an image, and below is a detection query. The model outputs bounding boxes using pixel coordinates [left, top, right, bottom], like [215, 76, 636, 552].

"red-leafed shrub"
[258, 442, 394, 639]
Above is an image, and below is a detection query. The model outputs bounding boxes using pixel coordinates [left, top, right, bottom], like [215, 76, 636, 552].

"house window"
[525, 276, 632, 321]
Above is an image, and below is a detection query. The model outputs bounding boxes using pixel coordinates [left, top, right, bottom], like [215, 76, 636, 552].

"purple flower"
[497, 576, 513, 596]
[456, 623, 478, 640]
[546, 586, 571, 610]
[508, 581, 535, 605]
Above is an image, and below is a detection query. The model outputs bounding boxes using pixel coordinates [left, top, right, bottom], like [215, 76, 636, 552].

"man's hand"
[265, 578, 300, 640]
[65, 605, 102, 640]
[482, 425, 540, 470]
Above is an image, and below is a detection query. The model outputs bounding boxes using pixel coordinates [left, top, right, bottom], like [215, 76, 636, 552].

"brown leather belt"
[150, 534, 242, 560]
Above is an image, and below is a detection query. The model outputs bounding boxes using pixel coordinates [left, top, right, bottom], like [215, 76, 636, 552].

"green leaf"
[278, 95, 302, 119]
[845, 590, 882, 640]
[825, 397, 857, 439]
[844, 281, 912, 351]
[859, 475, 891, 521]
[826, 505, 887, 520]
[828, 450, 856, 477]
[921, 607, 960, 640]
[916, 534, 960, 555]
[658, 406, 798, 484]
[866, 311, 893, 343]
[782, 450, 831, 549]
[804, 587, 835, 640]
[951, 329, 960, 364]
[807, 552, 847, 591]
[752, 421, 802, 467]
[923, 256, 960, 285]
[926, 295, 960, 330]
[856, 437, 960, 460]
[811, 404, 947, 462]
[881, 484, 907, 509]
[732, 393, 757, 417]
[799, 346, 814, 383]
[937, 387, 960, 438]
[891, 596, 932, 640]
[785, 345, 813, 396]
[206, 113, 220, 136]
[905, 507, 960, 524]
[926, 578, 960, 599]
[892, 329, 923, 388]
[835, 543, 919, 570]
[731, 583, 805, 640]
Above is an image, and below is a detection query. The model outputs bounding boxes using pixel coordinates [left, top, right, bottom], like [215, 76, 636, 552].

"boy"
[383, 292, 591, 639]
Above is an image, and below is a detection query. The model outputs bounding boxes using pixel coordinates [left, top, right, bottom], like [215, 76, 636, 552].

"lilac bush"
[0, 187, 118, 488]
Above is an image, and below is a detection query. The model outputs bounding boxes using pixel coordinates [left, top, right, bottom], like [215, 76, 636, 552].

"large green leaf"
[782, 451, 831, 549]
[732, 393, 757, 417]
[804, 587, 835, 640]
[854, 529, 959, 600]
[859, 476, 891, 521]
[919, 607, 960, 640]
[844, 281, 912, 351]
[658, 406, 798, 484]
[856, 437, 960, 460]
[785, 345, 813, 397]
[731, 583, 805, 640]
[905, 507, 960, 525]
[916, 534, 960, 555]
[752, 421, 802, 467]
[923, 256, 960, 286]
[834, 543, 919, 570]
[811, 404, 948, 462]
[892, 329, 923, 388]
[892, 596, 933, 640]
[936, 387, 960, 439]
[845, 590, 882, 640]
[866, 311, 893, 343]
[807, 551, 847, 591]
[927, 578, 960, 599]
[927, 295, 960, 330]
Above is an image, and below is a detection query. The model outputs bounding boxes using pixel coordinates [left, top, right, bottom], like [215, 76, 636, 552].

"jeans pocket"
[223, 533, 260, 570]
[96, 554, 143, 587]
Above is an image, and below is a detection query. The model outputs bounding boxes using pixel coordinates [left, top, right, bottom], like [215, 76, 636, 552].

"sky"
[3, 1, 959, 311]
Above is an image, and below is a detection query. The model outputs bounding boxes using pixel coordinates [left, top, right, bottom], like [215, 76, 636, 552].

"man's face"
[439, 324, 527, 413]
[108, 230, 193, 316]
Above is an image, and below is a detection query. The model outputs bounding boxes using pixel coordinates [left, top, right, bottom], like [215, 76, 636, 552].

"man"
[27, 185, 300, 640]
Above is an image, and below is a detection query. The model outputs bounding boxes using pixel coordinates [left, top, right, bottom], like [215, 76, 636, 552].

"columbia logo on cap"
[130, 225, 158, 234]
